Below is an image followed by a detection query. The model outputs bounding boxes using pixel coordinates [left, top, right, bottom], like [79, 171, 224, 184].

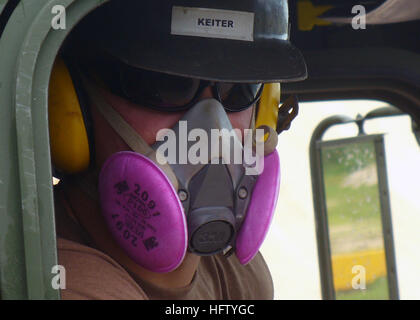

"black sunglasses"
[83, 58, 263, 113]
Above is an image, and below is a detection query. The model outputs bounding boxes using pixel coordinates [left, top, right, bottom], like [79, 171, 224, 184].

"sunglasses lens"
[120, 67, 200, 107]
[219, 83, 262, 111]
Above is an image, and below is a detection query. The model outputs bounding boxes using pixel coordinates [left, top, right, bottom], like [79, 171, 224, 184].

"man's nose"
[199, 86, 216, 100]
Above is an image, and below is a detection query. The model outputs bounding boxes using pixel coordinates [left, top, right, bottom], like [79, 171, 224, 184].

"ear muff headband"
[49, 58, 91, 174]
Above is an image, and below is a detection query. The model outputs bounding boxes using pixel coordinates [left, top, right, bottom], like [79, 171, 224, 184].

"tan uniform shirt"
[55, 185, 274, 300]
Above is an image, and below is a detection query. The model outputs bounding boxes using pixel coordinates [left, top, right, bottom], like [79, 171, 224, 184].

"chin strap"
[276, 95, 299, 135]
[255, 83, 300, 155]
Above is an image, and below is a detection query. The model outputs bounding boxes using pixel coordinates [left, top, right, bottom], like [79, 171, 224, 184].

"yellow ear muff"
[48, 58, 90, 174]
[254, 83, 281, 154]
[256, 83, 281, 134]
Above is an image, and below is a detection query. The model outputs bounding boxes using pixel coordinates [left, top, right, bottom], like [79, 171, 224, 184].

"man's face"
[90, 85, 254, 168]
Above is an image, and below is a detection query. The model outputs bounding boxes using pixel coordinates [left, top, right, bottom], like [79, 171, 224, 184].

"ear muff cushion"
[49, 58, 90, 174]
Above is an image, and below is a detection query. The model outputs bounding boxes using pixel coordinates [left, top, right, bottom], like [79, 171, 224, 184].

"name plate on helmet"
[171, 6, 255, 42]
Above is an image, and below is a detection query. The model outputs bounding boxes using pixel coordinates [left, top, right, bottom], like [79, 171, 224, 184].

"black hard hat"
[66, 0, 307, 83]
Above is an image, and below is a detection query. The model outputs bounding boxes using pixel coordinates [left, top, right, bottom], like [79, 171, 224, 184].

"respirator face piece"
[84, 78, 280, 273]
[151, 99, 268, 257]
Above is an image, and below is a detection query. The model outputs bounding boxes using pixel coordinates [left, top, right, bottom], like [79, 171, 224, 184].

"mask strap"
[250, 103, 256, 131]
[80, 75, 179, 191]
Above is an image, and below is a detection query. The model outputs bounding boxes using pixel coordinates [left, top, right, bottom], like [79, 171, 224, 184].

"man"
[50, 0, 307, 299]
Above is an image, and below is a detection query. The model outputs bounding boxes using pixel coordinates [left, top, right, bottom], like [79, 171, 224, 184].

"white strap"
[81, 75, 179, 191]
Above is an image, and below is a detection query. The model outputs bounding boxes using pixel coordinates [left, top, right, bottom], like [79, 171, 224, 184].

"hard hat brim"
[104, 37, 308, 83]
[65, 0, 308, 83]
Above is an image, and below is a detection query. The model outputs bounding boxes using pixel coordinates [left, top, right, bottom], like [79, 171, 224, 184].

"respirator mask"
[80, 66, 282, 273]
